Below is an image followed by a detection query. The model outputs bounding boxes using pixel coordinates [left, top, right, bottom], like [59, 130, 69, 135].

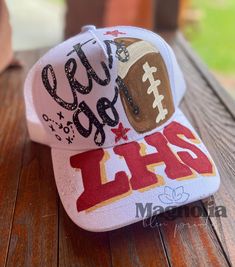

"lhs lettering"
[70, 122, 215, 212]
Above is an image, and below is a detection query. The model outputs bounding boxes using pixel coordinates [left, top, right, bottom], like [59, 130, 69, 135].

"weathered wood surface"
[0, 31, 234, 266]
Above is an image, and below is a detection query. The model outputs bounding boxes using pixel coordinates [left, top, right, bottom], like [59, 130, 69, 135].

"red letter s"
[164, 122, 214, 175]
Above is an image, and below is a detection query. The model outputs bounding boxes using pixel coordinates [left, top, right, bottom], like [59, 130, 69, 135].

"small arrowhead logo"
[104, 30, 126, 37]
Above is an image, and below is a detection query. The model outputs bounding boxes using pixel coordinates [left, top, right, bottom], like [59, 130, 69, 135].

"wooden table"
[0, 31, 235, 267]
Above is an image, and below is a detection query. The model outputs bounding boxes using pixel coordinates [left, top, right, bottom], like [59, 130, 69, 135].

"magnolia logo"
[135, 194, 227, 220]
[158, 186, 190, 204]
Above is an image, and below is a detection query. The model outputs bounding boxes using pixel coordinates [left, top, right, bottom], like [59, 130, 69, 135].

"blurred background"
[6, 0, 235, 99]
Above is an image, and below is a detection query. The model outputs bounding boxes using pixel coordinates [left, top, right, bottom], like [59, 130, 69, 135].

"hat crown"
[25, 26, 186, 151]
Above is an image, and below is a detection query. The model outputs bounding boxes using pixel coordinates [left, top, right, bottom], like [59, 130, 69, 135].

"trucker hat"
[24, 25, 220, 232]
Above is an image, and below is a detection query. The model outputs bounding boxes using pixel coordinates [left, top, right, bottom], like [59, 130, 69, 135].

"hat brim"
[51, 109, 220, 232]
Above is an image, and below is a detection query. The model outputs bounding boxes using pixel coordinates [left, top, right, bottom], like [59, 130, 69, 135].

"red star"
[111, 122, 130, 143]
[104, 30, 126, 37]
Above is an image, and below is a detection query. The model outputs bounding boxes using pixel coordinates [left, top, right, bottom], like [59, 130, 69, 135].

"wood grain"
[0, 50, 58, 267]
[0, 67, 26, 267]
[109, 221, 169, 267]
[157, 202, 229, 266]
[6, 143, 58, 267]
[175, 33, 235, 265]
[161, 31, 235, 266]
[59, 203, 111, 267]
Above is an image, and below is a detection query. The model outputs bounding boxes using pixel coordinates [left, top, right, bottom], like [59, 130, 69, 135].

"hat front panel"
[33, 26, 178, 151]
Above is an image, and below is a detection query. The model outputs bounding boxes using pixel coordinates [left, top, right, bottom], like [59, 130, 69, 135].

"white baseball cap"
[24, 25, 220, 232]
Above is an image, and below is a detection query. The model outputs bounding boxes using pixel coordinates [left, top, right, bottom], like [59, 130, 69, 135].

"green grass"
[184, 0, 235, 73]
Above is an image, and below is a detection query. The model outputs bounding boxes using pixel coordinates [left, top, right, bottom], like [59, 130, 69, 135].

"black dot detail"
[63, 126, 70, 134]
[55, 134, 62, 141]
[42, 114, 49, 121]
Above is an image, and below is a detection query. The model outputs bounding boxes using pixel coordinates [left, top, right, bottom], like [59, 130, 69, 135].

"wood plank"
[0, 49, 58, 267]
[0, 67, 26, 267]
[109, 221, 169, 267]
[176, 36, 235, 265]
[157, 202, 229, 266]
[59, 203, 111, 267]
[159, 31, 235, 265]
[6, 143, 58, 267]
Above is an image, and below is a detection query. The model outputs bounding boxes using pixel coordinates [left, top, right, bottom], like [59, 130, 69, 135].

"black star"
[66, 136, 73, 144]
[57, 111, 64, 120]
[49, 124, 55, 132]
